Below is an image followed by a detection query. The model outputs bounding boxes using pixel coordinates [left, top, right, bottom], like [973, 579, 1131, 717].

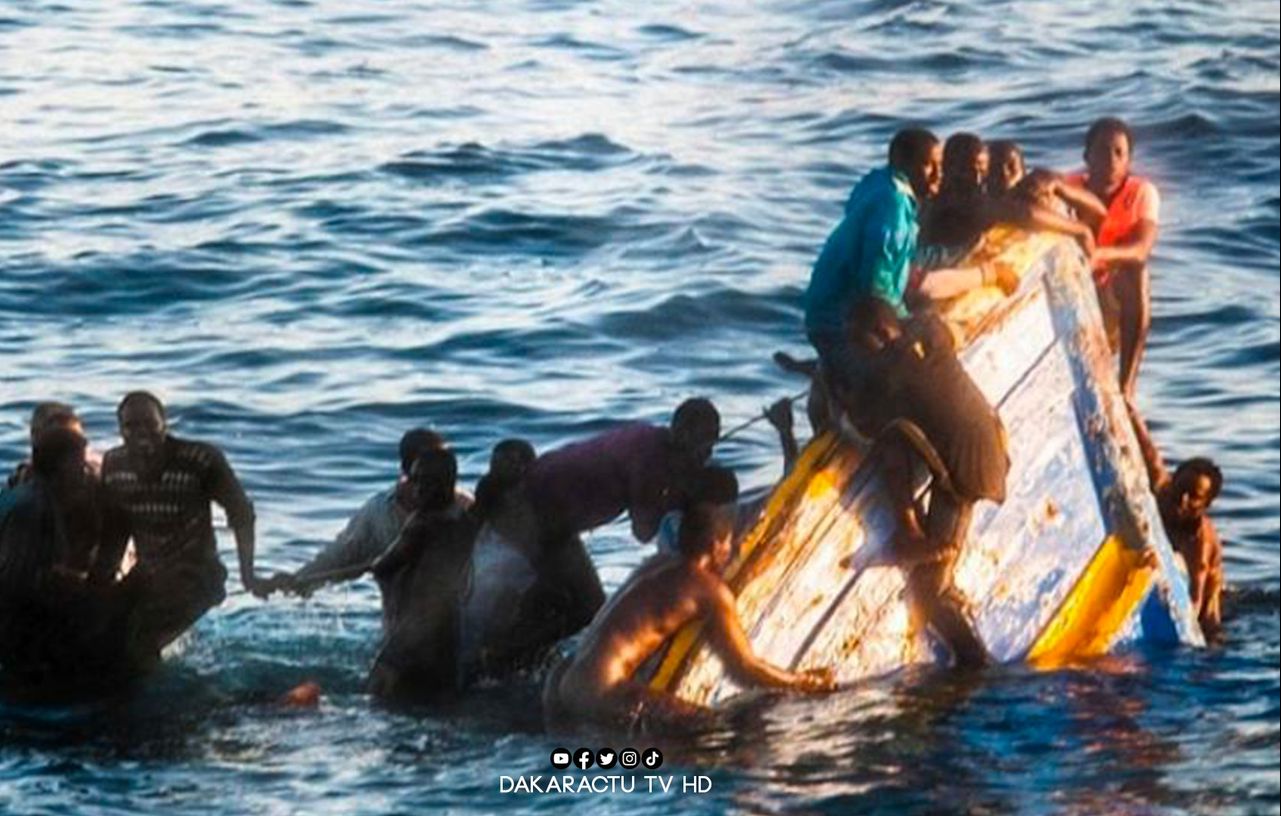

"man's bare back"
[544, 502, 832, 733]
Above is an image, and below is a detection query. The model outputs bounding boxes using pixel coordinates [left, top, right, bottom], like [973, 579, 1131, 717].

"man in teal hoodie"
[803, 128, 942, 398]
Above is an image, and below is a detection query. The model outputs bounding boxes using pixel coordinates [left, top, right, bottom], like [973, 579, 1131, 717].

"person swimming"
[542, 470, 833, 734]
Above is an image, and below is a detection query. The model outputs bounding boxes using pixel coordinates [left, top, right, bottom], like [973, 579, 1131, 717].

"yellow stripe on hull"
[1027, 535, 1155, 668]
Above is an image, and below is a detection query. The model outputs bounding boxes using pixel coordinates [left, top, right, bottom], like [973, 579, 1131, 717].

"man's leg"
[907, 491, 987, 668]
[1113, 267, 1150, 402]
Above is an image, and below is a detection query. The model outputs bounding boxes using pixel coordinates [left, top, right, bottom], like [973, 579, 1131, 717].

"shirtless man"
[368, 447, 477, 701]
[543, 476, 833, 734]
[1129, 407, 1225, 636]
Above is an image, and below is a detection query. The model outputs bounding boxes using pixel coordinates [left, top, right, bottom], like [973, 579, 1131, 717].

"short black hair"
[399, 427, 446, 475]
[943, 132, 985, 177]
[32, 427, 87, 479]
[988, 139, 1023, 165]
[1173, 457, 1223, 501]
[412, 447, 458, 511]
[672, 398, 720, 442]
[117, 390, 165, 421]
[888, 128, 940, 173]
[491, 438, 536, 470]
[676, 501, 732, 560]
[1084, 117, 1136, 156]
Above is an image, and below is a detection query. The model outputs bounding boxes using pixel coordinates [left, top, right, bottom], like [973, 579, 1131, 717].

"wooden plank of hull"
[648, 228, 1203, 707]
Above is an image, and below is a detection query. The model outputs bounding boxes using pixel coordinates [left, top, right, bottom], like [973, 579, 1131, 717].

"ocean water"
[1, 0, 1277, 813]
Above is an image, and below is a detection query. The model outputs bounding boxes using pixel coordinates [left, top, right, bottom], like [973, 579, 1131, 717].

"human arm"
[703, 579, 834, 691]
[859, 196, 917, 312]
[370, 514, 425, 581]
[285, 493, 397, 594]
[205, 446, 263, 597]
[917, 262, 1019, 301]
[1054, 179, 1107, 226]
[1126, 400, 1170, 493]
[88, 497, 131, 585]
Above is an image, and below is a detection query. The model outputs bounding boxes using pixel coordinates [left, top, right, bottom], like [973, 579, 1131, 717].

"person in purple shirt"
[521, 398, 721, 647]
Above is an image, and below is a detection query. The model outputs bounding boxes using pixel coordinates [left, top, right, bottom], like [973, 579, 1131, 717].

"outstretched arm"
[1126, 401, 1170, 493]
[703, 580, 833, 691]
[1054, 180, 1107, 225]
[207, 447, 263, 597]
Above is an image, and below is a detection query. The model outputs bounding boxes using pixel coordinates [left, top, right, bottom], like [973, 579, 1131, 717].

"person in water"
[273, 427, 470, 597]
[840, 297, 1007, 667]
[543, 471, 834, 734]
[0, 428, 139, 688]
[1065, 117, 1160, 403]
[5, 401, 95, 490]
[522, 397, 723, 644]
[1129, 407, 1225, 636]
[100, 391, 266, 654]
[368, 447, 477, 701]
[461, 438, 545, 677]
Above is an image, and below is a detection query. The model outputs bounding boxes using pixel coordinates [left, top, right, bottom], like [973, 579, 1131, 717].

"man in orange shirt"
[1067, 117, 1161, 403]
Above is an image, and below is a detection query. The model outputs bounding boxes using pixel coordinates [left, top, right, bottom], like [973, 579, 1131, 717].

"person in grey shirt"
[273, 428, 470, 597]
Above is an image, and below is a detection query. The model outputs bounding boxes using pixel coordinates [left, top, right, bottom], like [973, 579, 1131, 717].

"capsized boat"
[647, 227, 1204, 706]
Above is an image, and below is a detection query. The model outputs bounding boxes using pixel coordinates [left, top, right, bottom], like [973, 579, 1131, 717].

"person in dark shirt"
[5, 401, 94, 490]
[100, 391, 266, 654]
[838, 298, 1008, 667]
[0, 429, 138, 691]
[368, 447, 477, 701]
[522, 398, 722, 645]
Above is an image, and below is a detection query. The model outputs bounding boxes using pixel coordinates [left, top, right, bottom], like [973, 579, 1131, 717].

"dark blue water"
[1, 1, 1277, 813]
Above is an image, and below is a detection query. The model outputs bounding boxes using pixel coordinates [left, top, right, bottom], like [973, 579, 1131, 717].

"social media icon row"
[550, 747, 663, 770]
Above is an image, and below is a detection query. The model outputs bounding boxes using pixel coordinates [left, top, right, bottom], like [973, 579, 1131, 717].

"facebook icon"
[574, 748, 594, 770]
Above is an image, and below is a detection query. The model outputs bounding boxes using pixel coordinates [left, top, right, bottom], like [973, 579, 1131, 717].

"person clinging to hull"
[520, 397, 723, 646]
[100, 391, 267, 655]
[542, 467, 833, 734]
[1129, 407, 1226, 637]
[1065, 117, 1161, 404]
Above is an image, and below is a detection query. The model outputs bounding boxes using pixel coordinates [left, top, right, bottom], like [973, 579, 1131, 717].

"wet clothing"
[370, 506, 477, 700]
[526, 423, 680, 542]
[101, 435, 254, 651]
[867, 317, 1009, 503]
[295, 486, 473, 586]
[0, 480, 139, 688]
[905, 491, 986, 667]
[804, 166, 920, 331]
[459, 524, 538, 676]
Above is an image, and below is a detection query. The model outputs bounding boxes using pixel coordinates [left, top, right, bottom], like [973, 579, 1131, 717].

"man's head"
[889, 128, 942, 201]
[117, 391, 167, 471]
[942, 132, 988, 193]
[32, 426, 89, 489]
[671, 398, 720, 469]
[676, 500, 736, 572]
[1012, 168, 1059, 209]
[847, 296, 903, 352]
[1170, 457, 1222, 523]
[398, 427, 446, 476]
[29, 401, 83, 446]
[410, 447, 459, 513]
[488, 438, 536, 485]
[1084, 116, 1135, 194]
[987, 140, 1025, 197]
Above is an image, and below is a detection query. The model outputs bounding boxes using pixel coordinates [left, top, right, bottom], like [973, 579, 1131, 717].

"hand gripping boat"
[647, 227, 1204, 706]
